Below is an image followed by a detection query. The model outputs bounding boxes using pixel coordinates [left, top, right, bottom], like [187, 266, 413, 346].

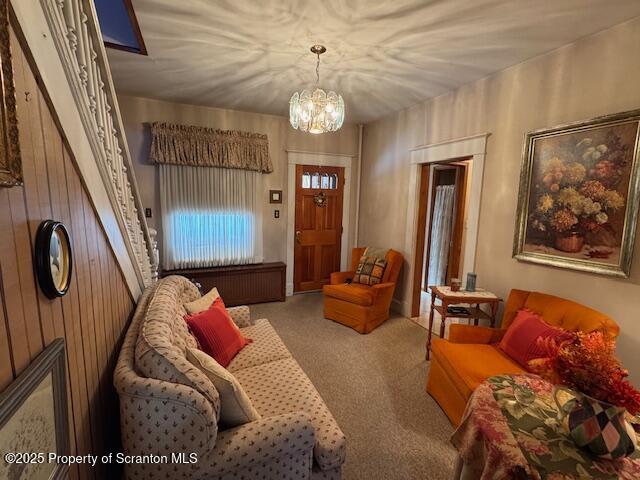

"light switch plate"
[274, 209, 280, 218]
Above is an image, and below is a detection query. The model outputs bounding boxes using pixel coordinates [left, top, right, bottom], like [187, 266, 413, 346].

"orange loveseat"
[323, 247, 403, 334]
[426, 289, 620, 426]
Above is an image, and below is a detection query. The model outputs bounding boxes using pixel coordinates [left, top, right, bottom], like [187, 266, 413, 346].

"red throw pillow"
[499, 309, 572, 370]
[185, 297, 251, 367]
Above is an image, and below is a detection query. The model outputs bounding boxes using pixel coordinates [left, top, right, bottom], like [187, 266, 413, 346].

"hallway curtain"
[427, 185, 456, 287]
[160, 164, 263, 270]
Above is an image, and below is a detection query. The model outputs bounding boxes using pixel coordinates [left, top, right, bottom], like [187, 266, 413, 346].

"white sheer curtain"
[427, 184, 456, 287]
[160, 164, 263, 270]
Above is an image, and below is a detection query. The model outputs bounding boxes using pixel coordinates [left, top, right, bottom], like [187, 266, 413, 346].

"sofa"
[323, 247, 403, 334]
[114, 275, 346, 479]
[426, 288, 620, 426]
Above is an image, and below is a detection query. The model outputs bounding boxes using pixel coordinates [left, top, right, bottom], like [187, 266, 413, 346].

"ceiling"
[105, 0, 640, 124]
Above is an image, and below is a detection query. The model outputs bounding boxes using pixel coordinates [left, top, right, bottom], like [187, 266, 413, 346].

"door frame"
[421, 163, 469, 291]
[447, 163, 468, 286]
[286, 150, 354, 296]
[405, 133, 490, 318]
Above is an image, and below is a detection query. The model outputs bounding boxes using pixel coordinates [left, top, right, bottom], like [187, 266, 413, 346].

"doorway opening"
[411, 158, 471, 327]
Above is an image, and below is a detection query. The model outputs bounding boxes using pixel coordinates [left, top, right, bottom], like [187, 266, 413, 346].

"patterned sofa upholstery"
[115, 275, 346, 479]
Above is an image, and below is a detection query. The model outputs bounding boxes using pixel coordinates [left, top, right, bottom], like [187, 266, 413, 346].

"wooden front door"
[294, 164, 345, 292]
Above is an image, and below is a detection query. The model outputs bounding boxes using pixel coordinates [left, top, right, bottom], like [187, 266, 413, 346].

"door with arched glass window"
[294, 164, 345, 292]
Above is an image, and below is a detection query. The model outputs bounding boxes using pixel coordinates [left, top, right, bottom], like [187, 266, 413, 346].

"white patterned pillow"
[184, 286, 220, 314]
[187, 347, 261, 428]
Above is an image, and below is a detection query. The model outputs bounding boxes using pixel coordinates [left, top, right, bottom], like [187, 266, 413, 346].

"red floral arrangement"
[529, 331, 640, 415]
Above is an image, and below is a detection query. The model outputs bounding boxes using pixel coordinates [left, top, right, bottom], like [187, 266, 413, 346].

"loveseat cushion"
[431, 338, 525, 400]
[227, 319, 292, 372]
[234, 358, 346, 471]
[323, 283, 374, 306]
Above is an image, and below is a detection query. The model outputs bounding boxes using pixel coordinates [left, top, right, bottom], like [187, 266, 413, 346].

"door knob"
[295, 230, 301, 243]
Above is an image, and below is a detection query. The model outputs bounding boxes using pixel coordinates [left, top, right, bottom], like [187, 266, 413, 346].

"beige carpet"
[250, 293, 456, 480]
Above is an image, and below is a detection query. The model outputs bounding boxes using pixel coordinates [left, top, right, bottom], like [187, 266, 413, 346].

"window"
[302, 171, 338, 189]
[160, 164, 263, 269]
[302, 171, 311, 188]
[311, 172, 320, 189]
[321, 173, 329, 189]
[329, 173, 338, 189]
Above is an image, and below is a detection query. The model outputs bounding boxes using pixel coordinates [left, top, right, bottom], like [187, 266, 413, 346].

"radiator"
[163, 262, 286, 307]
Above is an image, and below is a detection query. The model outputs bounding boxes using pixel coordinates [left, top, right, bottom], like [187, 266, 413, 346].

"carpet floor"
[250, 293, 456, 480]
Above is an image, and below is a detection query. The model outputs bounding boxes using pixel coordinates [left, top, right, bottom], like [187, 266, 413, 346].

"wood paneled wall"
[0, 26, 135, 479]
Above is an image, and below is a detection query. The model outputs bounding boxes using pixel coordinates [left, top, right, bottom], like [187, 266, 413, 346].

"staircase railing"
[34, 0, 158, 289]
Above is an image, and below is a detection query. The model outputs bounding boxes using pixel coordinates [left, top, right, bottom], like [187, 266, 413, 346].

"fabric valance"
[149, 122, 273, 173]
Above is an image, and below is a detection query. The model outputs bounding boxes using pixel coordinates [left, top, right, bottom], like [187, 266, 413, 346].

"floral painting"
[514, 111, 640, 277]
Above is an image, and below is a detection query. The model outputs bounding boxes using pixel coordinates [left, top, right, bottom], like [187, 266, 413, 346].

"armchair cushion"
[323, 283, 375, 306]
[431, 338, 525, 400]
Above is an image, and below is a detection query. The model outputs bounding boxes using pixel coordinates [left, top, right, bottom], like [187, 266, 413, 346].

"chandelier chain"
[316, 52, 320, 84]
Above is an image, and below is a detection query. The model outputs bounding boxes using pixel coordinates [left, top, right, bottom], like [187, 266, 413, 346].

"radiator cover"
[163, 262, 286, 306]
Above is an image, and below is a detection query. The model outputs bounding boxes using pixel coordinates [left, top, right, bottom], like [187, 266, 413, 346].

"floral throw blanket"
[452, 374, 640, 480]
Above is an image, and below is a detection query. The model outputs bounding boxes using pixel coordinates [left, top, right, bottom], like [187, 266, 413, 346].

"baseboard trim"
[391, 297, 410, 317]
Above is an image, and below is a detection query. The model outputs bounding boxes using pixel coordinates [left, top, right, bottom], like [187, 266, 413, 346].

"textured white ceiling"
[106, 0, 640, 124]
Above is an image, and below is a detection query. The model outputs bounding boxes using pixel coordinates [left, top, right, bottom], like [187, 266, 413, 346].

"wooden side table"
[425, 285, 501, 360]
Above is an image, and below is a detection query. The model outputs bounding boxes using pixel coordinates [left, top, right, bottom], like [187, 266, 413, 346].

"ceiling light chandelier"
[289, 45, 345, 134]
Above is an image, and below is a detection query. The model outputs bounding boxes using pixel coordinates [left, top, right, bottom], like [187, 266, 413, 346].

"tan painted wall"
[118, 96, 360, 265]
[358, 18, 640, 383]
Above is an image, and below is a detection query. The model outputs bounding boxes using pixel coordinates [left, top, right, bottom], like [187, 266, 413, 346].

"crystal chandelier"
[289, 45, 345, 134]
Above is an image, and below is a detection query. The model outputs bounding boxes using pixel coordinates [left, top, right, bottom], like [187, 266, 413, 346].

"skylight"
[94, 0, 147, 55]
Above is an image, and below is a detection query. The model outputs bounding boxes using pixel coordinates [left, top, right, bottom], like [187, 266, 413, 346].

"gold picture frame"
[513, 109, 640, 278]
[0, 0, 21, 187]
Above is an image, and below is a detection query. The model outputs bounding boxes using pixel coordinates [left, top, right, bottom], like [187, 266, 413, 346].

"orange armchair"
[322, 247, 403, 334]
[426, 289, 619, 426]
